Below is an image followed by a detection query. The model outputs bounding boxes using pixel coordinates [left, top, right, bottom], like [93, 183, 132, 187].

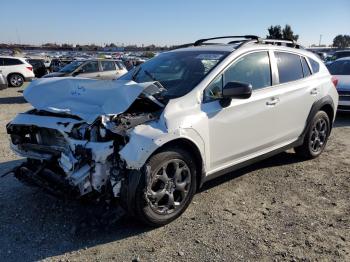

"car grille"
[338, 90, 350, 96]
[338, 105, 350, 111]
[338, 90, 350, 101]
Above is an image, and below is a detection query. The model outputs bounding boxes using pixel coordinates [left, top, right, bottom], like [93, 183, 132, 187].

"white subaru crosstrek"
[0, 56, 35, 87]
[6, 36, 338, 226]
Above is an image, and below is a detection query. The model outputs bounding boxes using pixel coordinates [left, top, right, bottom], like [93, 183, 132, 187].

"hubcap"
[10, 75, 23, 87]
[146, 159, 191, 215]
[310, 118, 328, 153]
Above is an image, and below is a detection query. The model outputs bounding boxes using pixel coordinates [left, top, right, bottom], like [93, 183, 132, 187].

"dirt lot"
[0, 84, 349, 262]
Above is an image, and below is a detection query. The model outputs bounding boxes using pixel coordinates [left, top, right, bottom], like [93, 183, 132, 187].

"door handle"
[96, 74, 101, 77]
[266, 97, 280, 106]
[310, 88, 319, 95]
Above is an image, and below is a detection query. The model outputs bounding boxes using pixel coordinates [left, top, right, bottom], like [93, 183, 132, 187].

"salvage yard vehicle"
[6, 35, 338, 226]
[327, 57, 350, 111]
[26, 58, 48, 78]
[44, 59, 128, 80]
[0, 56, 35, 87]
[0, 71, 8, 90]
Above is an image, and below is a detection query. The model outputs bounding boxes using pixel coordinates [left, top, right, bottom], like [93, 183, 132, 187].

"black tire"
[8, 73, 24, 87]
[295, 110, 330, 159]
[132, 147, 197, 226]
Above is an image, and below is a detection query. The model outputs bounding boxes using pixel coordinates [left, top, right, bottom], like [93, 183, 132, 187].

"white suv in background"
[0, 56, 35, 87]
[7, 36, 338, 226]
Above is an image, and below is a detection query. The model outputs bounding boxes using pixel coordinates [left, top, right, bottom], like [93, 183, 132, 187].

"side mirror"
[220, 81, 252, 107]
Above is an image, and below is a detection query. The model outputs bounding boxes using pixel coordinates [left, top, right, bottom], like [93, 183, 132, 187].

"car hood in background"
[43, 72, 67, 78]
[334, 75, 350, 91]
[24, 77, 157, 123]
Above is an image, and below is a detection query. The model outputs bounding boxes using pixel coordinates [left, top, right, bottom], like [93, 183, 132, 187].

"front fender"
[119, 122, 206, 171]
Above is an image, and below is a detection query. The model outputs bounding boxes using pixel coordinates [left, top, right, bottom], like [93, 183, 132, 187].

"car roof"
[0, 56, 27, 60]
[335, 50, 350, 53]
[334, 57, 350, 61]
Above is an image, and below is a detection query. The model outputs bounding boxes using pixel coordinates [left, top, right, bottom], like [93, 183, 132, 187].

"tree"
[266, 25, 282, 39]
[282, 24, 299, 41]
[333, 35, 350, 48]
[266, 24, 299, 41]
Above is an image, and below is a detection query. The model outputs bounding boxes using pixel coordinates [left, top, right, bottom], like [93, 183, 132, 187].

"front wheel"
[295, 111, 330, 159]
[132, 147, 197, 226]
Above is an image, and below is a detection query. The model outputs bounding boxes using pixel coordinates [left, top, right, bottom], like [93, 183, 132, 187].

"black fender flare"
[300, 95, 334, 142]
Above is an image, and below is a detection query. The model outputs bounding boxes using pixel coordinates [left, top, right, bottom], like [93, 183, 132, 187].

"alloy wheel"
[146, 159, 191, 215]
[310, 118, 328, 153]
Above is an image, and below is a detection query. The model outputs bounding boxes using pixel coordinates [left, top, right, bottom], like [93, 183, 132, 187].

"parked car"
[49, 58, 74, 72]
[43, 59, 127, 80]
[26, 59, 48, 78]
[6, 35, 338, 226]
[0, 71, 7, 90]
[0, 56, 35, 87]
[327, 57, 350, 111]
[326, 50, 350, 64]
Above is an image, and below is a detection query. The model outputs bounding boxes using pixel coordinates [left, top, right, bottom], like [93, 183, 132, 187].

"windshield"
[119, 50, 229, 98]
[59, 61, 85, 73]
[327, 60, 350, 75]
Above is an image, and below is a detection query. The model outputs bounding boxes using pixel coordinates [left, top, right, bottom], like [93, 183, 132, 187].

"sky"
[0, 0, 349, 47]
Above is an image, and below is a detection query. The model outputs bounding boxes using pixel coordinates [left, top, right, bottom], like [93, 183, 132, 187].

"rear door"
[272, 51, 320, 139]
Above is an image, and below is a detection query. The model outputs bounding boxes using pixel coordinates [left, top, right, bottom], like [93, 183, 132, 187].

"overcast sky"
[0, 0, 349, 47]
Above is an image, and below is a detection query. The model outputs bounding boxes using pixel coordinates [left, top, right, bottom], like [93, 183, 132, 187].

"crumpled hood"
[24, 77, 155, 123]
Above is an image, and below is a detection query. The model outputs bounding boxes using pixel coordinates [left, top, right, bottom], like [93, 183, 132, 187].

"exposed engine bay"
[6, 78, 166, 200]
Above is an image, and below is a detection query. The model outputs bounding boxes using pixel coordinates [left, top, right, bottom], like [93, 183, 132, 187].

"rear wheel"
[133, 147, 197, 226]
[8, 74, 24, 87]
[295, 111, 330, 159]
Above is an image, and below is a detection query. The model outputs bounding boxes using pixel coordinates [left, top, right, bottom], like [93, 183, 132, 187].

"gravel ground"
[0, 84, 349, 262]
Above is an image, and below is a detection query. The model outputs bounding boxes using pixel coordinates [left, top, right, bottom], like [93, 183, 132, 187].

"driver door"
[202, 51, 286, 172]
[78, 61, 101, 79]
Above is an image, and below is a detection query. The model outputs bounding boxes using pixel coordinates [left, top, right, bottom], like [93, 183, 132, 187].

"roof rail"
[258, 39, 303, 49]
[194, 35, 260, 46]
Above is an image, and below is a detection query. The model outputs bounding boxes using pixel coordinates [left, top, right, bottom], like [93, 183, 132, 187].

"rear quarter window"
[3, 58, 23, 66]
[308, 58, 320, 73]
[301, 57, 312, 77]
[275, 52, 304, 84]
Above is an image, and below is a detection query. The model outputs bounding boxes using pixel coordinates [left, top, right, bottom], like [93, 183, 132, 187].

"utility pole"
[319, 34, 322, 46]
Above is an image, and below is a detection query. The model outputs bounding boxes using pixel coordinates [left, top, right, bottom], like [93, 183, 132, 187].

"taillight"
[26, 66, 33, 71]
[331, 76, 338, 88]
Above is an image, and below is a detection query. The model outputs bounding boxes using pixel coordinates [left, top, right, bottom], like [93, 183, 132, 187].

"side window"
[0, 58, 4, 66]
[81, 61, 99, 73]
[101, 61, 116, 71]
[224, 51, 271, 90]
[308, 58, 320, 73]
[275, 52, 304, 83]
[301, 57, 312, 77]
[3, 58, 23, 66]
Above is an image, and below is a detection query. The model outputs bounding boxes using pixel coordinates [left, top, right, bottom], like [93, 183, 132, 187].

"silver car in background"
[44, 59, 128, 80]
[327, 57, 350, 111]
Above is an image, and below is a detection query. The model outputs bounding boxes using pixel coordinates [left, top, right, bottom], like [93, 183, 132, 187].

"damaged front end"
[6, 78, 165, 200]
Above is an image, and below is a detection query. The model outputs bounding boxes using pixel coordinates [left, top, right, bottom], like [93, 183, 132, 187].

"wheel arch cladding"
[8, 72, 24, 80]
[302, 95, 335, 138]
